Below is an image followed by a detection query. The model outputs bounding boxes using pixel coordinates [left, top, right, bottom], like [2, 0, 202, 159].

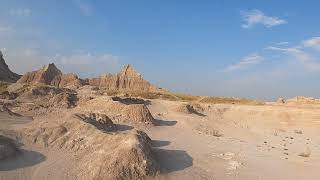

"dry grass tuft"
[199, 96, 265, 105]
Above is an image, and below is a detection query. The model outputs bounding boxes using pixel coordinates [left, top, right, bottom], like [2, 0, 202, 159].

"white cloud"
[241, 9, 287, 28]
[9, 8, 32, 17]
[223, 54, 264, 72]
[56, 53, 118, 66]
[267, 45, 320, 72]
[0, 26, 12, 32]
[3, 48, 120, 77]
[303, 37, 320, 50]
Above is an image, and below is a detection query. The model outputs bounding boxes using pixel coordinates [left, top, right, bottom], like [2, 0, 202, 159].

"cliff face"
[0, 51, 20, 82]
[17, 63, 85, 88]
[89, 64, 158, 92]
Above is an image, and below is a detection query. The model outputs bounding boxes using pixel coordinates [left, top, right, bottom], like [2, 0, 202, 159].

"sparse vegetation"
[199, 96, 265, 105]
[103, 90, 264, 106]
[173, 93, 201, 102]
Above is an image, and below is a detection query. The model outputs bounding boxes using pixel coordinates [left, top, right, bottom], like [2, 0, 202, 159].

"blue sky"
[1, 0, 320, 100]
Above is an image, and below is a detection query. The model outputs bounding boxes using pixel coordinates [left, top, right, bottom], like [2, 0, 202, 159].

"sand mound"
[79, 97, 155, 125]
[120, 104, 155, 125]
[17, 86, 78, 108]
[0, 135, 18, 160]
[21, 115, 159, 179]
[176, 103, 205, 116]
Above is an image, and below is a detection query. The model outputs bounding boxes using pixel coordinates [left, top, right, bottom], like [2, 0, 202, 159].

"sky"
[1, 0, 320, 100]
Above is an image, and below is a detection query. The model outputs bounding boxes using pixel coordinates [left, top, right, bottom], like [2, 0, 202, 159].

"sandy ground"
[1, 98, 320, 180]
[146, 100, 320, 180]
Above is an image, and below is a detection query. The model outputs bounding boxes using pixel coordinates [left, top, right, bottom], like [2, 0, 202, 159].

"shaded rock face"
[89, 64, 158, 92]
[0, 91, 17, 100]
[74, 113, 115, 131]
[17, 63, 85, 89]
[111, 96, 147, 105]
[79, 97, 155, 126]
[0, 51, 20, 83]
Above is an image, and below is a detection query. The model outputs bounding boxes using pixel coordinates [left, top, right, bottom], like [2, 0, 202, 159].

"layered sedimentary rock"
[89, 64, 159, 92]
[0, 51, 20, 82]
[17, 63, 85, 88]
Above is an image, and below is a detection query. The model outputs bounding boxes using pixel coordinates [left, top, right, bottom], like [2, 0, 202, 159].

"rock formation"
[78, 96, 155, 125]
[89, 64, 159, 92]
[74, 113, 115, 131]
[17, 63, 85, 89]
[0, 51, 20, 82]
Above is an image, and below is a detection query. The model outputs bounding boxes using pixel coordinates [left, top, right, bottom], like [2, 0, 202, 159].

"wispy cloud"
[74, 0, 94, 16]
[57, 53, 119, 66]
[9, 8, 32, 17]
[277, 42, 289, 45]
[223, 54, 264, 72]
[241, 9, 287, 28]
[303, 37, 320, 50]
[0, 26, 12, 33]
[267, 44, 320, 72]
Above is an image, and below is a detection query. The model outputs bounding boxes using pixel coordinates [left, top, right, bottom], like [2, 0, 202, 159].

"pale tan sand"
[1, 97, 320, 180]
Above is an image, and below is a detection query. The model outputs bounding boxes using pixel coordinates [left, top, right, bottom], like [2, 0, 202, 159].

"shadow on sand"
[0, 148, 46, 171]
[154, 119, 177, 126]
[151, 140, 171, 147]
[193, 111, 206, 117]
[114, 124, 134, 131]
[153, 148, 193, 173]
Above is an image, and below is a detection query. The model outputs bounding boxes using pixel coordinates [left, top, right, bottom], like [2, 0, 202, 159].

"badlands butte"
[0, 51, 320, 180]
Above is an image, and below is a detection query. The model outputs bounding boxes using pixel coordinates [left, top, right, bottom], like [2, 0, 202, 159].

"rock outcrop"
[89, 64, 159, 92]
[0, 51, 20, 82]
[17, 63, 85, 89]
